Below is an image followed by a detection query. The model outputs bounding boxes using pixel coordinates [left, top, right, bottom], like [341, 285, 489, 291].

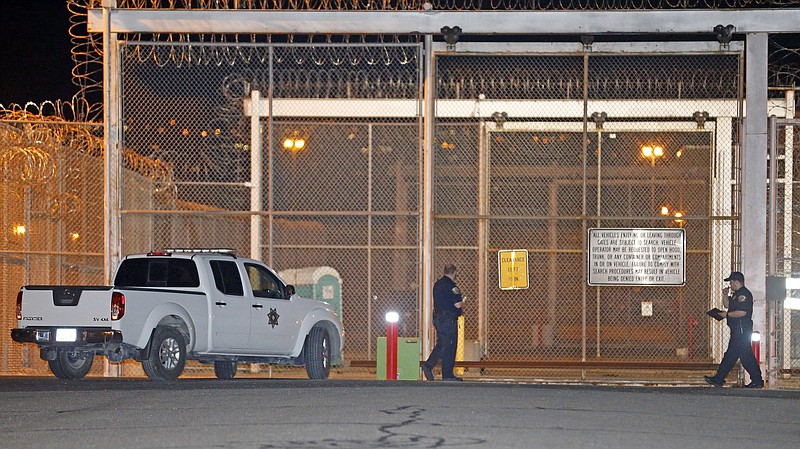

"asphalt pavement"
[1, 377, 798, 449]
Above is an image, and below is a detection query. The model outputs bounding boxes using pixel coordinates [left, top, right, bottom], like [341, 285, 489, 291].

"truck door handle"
[215, 301, 227, 306]
[252, 304, 264, 309]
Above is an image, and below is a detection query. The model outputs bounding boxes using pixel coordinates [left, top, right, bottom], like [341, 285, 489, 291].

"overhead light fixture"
[491, 111, 508, 129]
[714, 24, 735, 49]
[641, 144, 665, 167]
[673, 211, 685, 226]
[441, 26, 462, 50]
[693, 111, 709, 130]
[282, 131, 307, 152]
[581, 35, 595, 51]
[591, 111, 607, 130]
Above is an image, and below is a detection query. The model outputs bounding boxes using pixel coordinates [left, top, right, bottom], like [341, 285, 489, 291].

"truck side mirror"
[286, 284, 295, 297]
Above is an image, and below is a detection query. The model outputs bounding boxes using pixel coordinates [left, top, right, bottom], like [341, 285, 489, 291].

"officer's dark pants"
[713, 325, 763, 383]
[425, 317, 458, 378]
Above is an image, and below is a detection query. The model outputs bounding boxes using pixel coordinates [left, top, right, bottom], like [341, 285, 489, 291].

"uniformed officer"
[421, 264, 464, 381]
[704, 271, 764, 388]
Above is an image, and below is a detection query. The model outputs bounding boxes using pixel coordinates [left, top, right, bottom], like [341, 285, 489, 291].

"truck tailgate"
[18, 286, 114, 328]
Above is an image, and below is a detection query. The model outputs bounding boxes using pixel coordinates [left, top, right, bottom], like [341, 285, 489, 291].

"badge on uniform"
[737, 295, 746, 302]
[452, 287, 460, 295]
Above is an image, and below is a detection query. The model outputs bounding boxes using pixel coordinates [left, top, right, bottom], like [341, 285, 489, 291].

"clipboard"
[706, 307, 725, 321]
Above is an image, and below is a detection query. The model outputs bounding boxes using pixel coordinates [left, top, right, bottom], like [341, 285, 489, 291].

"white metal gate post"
[103, 0, 121, 285]
[102, 0, 122, 378]
[743, 33, 769, 386]
[422, 34, 435, 358]
[780, 97, 796, 379]
[248, 89, 263, 260]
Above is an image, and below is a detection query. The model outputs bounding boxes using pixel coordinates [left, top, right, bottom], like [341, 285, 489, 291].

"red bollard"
[751, 331, 761, 363]
[385, 312, 399, 380]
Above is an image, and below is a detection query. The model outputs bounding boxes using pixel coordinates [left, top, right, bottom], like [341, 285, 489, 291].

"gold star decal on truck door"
[267, 308, 280, 328]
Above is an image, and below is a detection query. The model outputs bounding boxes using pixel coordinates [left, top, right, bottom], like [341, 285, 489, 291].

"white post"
[743, 33, 768, 384]
[102, 0, 122, 377]
[249, 90, 263, 260]
[422, 35, 435, 357]
[478, 120, 488, 355]
[782, 91, 795, 376]
[713, 117, 734, 361]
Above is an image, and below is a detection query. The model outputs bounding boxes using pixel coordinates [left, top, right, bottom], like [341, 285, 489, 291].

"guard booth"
[278, 266, 343, 320]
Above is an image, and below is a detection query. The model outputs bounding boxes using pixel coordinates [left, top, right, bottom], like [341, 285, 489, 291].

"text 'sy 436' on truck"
[11, 249, 344, 381]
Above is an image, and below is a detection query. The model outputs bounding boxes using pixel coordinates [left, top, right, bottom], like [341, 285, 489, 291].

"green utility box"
[376, 337, 421, 381]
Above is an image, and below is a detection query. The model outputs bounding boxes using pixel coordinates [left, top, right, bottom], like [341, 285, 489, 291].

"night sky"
[0, 1, 75, 106]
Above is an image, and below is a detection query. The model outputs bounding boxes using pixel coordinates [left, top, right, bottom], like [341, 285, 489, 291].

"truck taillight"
[111, 292, 125, 321]
[16, 291, 23, 320]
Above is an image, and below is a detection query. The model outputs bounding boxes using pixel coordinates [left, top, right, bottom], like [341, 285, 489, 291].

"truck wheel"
[48, 350, 94, 380]
[214, 361, 237, 379]
[142, 327, 186, 381]
[304, 326, 331, 380]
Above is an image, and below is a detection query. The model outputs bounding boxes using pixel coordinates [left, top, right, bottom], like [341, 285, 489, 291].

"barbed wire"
[109, 0, 800, 10]
[63, 0, 800, 122]
[0, 108, 174, 193]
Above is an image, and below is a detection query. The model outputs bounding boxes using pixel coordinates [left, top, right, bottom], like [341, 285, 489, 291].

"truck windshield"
[114, 258, 200, 288]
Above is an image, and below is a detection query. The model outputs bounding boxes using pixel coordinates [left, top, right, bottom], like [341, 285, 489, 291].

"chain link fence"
[771, 116, 800, 388]
[117, 43, 425, 375]
[2, 43, 758, 382]
[434, 51, 743, 380]
[0, 115, 169, 376]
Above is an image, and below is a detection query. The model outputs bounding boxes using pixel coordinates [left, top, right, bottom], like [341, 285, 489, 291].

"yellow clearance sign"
[498, 249, 529, 290]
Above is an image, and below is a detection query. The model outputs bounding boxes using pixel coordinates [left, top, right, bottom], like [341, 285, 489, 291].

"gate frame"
[92, 5, 799, 383]
[768, 110, 798, 388]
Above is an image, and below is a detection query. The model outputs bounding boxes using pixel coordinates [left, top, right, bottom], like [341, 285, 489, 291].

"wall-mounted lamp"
[491, 111, 508, 129]
[581, 35, 595, 52]
[693, 111, 709, 130]
[591, 111, 607, 130]
[441, 26, 462, 50]
[714, 24, 735, 49]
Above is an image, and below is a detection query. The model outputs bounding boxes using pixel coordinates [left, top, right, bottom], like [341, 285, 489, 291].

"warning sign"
[588, 228, 685, 286]
[498, 249, 529, 290]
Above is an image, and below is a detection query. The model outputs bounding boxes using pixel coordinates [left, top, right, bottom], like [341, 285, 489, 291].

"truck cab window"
[210, 260, 244, 296]
[245, 263, 284, 299]
[115, 258, 199, 288]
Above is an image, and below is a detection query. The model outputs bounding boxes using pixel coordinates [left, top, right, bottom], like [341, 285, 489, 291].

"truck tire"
[142, 326, 186, 381]
[304, 326, 331, 380]
[48, 350, 94, 380]
[214, 361, 237, 379]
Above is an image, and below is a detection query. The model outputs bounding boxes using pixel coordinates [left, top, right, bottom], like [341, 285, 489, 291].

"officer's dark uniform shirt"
[726, 286, 754, 329]
[433, 275, 462, 319]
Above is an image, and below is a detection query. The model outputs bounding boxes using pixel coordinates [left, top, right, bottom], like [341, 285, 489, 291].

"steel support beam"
[103, 1, 121, 285]
[88, 9, 800, 35]
[743, 33, 768, 385]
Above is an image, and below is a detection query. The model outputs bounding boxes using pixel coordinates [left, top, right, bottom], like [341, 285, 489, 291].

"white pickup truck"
[11, 249, 343, 381]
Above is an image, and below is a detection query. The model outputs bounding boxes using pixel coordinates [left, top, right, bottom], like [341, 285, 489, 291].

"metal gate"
[433, 48, 744, 378]
[2, 42, 757, 381]
[768, 113, 800, 388]
[118, 43, 426, 367]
